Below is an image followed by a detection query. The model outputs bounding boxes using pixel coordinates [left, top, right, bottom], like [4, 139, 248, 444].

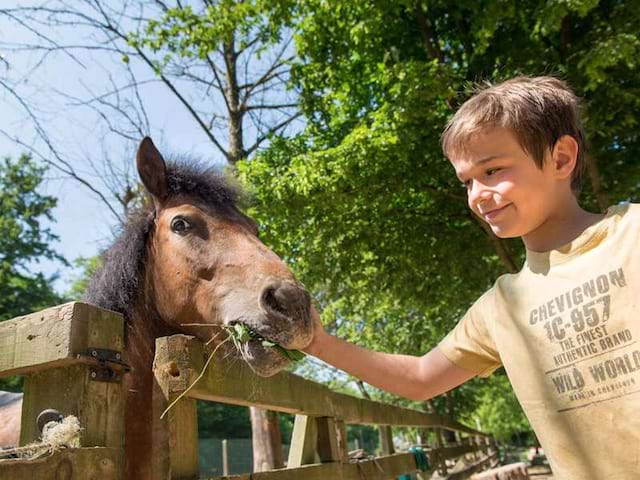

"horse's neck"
[123, 304, 175, 479]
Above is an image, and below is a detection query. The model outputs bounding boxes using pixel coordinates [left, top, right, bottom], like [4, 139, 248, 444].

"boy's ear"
[550, 135, 578, 181]
[136, 137, 169, 206]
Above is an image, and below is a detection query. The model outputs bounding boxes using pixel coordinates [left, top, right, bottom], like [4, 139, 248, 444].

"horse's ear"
[136, 137, 168, 203]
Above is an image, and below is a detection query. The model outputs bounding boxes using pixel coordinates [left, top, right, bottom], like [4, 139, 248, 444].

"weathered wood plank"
[287, 415, 318, 467]
[471, 462, 529, 480]
[20, 364, 126, 452]
[158, 335, 483, 434]
[316, 417, 342, 463]
[435, 443, 477, 461]
[0, 447, 121, 480]
[445, 452, 499, 480]
[378, 426, 394, 455]
[211, 452, 422, 480]
[0, 302, 125, 377]
[152, 335, 200, 480]
[18, 303, 126, 458]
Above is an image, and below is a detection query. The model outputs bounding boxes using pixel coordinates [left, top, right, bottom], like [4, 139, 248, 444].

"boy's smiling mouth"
[481, 203, 511, 221]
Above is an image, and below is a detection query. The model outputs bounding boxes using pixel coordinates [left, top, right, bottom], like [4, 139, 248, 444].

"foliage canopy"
[239, 0, 640, 439]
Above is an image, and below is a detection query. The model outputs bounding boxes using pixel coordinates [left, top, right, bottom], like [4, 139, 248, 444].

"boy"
[303, 76, 640, 479]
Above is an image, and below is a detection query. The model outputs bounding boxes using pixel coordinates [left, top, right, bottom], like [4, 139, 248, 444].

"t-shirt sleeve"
[438, 289, 502, 378]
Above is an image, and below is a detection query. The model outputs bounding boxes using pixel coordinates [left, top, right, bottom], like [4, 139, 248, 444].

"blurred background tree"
[0, 154, 66, 391]
[0, 154, 65, 321]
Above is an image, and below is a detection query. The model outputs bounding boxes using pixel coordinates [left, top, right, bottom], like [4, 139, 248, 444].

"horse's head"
[136, 137, 313, 377]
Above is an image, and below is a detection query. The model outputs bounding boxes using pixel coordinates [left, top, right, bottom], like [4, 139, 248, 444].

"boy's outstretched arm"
[302, 307, 476, 401]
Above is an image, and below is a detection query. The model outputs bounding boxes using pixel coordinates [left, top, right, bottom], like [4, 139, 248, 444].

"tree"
[0, 153, 66, 390]
[0, 1, 301, 221]
[0, 154, 66, 320]
[239, 0, 640, 439]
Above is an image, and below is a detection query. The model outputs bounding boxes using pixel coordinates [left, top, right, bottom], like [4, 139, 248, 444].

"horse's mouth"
[240, 334, 291, 377]
[227, 320, 296, 377]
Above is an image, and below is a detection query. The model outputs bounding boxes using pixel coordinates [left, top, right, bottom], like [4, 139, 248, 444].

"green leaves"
[0, 155, 65, 322]
[226, 322, 306, 362]
[128, 1, 297, 69]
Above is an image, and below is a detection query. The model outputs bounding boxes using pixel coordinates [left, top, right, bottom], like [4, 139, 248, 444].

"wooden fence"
[0, 302, 125, 479]
[0, 303, 498, 479]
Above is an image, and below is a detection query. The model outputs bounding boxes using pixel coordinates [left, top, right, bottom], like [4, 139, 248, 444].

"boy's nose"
[468, 180, 492, 206]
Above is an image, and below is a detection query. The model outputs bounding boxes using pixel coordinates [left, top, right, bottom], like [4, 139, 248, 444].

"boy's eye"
[486, 168, 501, 176]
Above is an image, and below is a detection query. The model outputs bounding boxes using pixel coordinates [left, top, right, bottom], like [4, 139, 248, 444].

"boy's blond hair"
[441, 76, 586, 193]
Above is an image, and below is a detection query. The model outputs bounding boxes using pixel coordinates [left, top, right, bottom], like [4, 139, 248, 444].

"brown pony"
[0, 138, 313, 479]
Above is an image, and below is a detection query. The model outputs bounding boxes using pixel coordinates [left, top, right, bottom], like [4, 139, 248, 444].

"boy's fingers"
[303, 305, 326, 354]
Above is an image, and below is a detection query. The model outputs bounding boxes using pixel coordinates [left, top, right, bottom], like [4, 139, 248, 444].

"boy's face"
[449, 127, 564, 240]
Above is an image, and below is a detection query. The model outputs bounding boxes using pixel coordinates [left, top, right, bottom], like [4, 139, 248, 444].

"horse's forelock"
[165, 161, 242, 210]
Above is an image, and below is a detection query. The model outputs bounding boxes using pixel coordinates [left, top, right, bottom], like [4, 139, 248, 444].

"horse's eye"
[170, 217, 191, 234]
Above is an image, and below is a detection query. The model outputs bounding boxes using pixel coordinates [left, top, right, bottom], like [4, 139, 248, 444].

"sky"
[0, 5, 233, 294]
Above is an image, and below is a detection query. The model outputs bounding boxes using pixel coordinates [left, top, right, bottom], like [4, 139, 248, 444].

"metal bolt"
[36, 409, 63, 434]
[115, 353, 121, 360]
[91, 350, 98, 357]
[91, 371, 97, 379]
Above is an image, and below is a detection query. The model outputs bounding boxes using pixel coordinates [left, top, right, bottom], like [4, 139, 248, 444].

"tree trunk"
[250, 407, 284, 472]
[224, 36, 244, 165]
[442, 392, 457, 443]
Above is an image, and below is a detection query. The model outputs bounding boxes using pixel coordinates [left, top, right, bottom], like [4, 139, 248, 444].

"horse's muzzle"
[259, 280, 312, 349]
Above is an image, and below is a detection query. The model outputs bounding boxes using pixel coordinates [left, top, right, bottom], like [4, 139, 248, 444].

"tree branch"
[413, 2, 444, 62]
[0, 78, 123, 223]
[90, 1, 230, 160]
[245, 102, 298, 112]
[245, 111, 302, 157]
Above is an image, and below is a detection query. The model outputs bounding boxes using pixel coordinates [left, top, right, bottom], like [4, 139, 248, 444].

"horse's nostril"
[262, 283, 310, 319]
[264, 289, 287, 315]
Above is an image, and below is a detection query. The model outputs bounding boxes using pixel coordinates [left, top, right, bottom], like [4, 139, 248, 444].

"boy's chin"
[487, 223, 520, 239]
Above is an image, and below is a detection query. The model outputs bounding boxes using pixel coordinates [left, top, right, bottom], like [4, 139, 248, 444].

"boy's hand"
[303, 305, 327, 356]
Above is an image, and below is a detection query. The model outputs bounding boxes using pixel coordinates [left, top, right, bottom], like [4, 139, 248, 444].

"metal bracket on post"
[77, 348, 130, 383]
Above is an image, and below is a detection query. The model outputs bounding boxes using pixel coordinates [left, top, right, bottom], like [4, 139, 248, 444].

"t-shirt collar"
[525, 202, 629, 271]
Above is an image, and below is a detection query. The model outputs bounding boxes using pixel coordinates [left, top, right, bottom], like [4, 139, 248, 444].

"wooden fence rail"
[0, 304, 498, 479]
[153, 334, 498, 480]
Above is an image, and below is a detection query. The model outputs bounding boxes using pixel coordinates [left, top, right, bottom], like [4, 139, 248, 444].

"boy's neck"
[522, 196, 606, 253]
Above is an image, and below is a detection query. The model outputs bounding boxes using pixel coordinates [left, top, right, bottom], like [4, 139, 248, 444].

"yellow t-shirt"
[439, 202, 640, 480]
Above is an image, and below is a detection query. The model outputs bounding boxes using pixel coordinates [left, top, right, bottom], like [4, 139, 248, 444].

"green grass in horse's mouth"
[226, 323, 305, 362]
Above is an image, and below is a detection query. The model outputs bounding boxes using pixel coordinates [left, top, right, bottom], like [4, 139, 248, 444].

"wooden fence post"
[153, 335, 200, 479]
[434, 428, 448, 475]
[321, 417, 348, 463]
[378, 425, 394, 455]
[222, 439, 229, 475]
[0, 303, 126, 479]
[288, 415, 318, 467]
[6, 303, 125, 452]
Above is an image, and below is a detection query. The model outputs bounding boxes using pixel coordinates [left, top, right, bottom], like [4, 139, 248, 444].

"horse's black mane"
[83, 160, 241, 321]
